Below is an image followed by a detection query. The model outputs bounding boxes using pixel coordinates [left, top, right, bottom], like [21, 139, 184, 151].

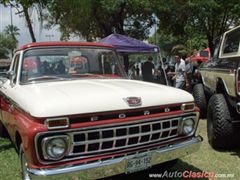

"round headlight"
[45, 137, 68, 160]
[182, 119, 194, 135]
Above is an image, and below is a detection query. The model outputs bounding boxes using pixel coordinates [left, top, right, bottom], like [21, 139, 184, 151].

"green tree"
[45, 0, 155, 41]
[4, 25, 20, 42]
[152, 0, 240, 54]
[1, 0, 47, 42]
[0, 33, 16, 58]
[4, 25, 20, 55]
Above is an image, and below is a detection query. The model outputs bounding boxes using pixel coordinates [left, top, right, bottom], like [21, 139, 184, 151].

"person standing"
[142, 56, 155, 82]
[135, 64, 140, 77]
[168, 55, 189, 89]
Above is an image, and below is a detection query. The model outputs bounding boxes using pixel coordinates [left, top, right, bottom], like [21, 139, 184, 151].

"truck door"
[0, 54, 20, 137]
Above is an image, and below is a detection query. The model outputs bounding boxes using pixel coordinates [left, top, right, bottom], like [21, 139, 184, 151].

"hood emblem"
[124, 97, 142, 107]
[164, 108, 170, 112]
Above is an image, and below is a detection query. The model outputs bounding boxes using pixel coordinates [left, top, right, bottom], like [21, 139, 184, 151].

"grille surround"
[70, 117, 180, 157]
[35, 113, 198, 165]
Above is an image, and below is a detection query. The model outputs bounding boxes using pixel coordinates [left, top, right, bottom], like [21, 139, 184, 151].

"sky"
[0, 4, 80, 47]
[0, 4, 155, 47]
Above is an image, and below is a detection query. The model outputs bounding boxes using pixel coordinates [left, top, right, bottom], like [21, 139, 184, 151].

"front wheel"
[207, 94, 235, 149]
[20, 144, 31, 180]
[193, 84, 207, 119]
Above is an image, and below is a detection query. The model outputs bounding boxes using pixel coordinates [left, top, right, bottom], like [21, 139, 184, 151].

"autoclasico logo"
[149, 171, 235, 178]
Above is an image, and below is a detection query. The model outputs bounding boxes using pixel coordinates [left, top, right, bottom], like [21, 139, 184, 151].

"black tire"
[20, 144, 31, 180]
[0, 121, 4, 137]
[0, 121, 7, 138]
[207, 94, 235, 149]
[193, 84, 207, 119]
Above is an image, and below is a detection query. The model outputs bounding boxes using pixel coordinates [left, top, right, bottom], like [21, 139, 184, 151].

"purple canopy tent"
[99, 33, 160, 53]
[99, 33, 168, 85]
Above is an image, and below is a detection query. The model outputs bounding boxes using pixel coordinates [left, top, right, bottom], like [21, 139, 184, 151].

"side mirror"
[7, 71, 16, 86]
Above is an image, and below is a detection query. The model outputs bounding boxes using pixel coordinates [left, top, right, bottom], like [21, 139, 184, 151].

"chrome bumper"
[28, 136, 202, 180]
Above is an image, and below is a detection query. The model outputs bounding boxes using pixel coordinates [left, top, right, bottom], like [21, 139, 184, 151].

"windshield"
[20, 47, 126, 83]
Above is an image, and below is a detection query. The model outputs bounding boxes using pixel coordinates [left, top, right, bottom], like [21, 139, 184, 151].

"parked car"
[0, 42, 202, 179]
[193, 26, 240, 149]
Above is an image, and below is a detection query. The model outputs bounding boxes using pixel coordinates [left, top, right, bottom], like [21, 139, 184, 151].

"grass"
[173, 120, 240, 179]
[0, 120, 240, 180]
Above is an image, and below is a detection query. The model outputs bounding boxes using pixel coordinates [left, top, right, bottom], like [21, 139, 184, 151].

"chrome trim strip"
[34, 112, 197, 165]
[28, 136, 202, 179]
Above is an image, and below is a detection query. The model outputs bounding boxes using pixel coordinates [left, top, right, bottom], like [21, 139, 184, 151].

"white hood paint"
[5, 79, 193, 118]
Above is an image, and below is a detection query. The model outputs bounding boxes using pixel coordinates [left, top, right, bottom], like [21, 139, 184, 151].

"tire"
[207, 94, 235, 149]
[0, 121, 4, 137]
[0, 121, 7, 138]
[193, 84, 207, 119]
[20, 144, 31, 180]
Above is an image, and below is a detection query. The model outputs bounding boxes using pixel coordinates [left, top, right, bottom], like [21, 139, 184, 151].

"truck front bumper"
[28, 136, 202, 180]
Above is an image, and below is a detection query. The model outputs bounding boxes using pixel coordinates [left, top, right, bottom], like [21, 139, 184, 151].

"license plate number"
[125, 154, 152, 174]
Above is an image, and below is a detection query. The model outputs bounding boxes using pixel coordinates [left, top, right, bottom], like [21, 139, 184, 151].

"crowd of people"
[131, 55, 200, 92]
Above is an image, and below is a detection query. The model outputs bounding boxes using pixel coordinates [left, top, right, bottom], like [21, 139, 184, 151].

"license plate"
[125, 153, 152, 174]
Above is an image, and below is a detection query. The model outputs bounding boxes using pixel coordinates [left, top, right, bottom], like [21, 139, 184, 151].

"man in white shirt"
[168, 55, 189, 89]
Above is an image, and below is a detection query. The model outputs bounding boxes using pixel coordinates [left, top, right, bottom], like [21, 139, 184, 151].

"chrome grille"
[68, 117, 180, 158]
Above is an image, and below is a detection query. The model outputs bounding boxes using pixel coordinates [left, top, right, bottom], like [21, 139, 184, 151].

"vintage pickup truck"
[0, 42, 202, 179]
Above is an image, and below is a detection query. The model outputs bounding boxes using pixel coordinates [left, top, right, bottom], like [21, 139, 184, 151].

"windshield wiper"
[27, 75, 67, 82]
[71, 73, 105, 78]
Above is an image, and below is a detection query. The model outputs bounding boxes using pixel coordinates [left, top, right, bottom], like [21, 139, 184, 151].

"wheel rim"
[21, 152, 31, 180]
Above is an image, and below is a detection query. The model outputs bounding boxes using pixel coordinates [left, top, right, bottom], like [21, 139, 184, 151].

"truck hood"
[6, 79, 193, 117]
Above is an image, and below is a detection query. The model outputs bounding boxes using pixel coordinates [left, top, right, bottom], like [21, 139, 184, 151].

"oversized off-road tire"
[20, 144, 31, 180]
[207, 94, 235, 149]
[193, 84, 207, 119]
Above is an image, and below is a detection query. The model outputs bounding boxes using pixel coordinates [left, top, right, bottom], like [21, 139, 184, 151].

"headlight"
[42, 135, 69, 160]
[180, 118, 195, 135]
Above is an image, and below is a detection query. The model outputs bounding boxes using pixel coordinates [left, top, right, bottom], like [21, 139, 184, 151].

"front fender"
[13, 109, 47, 166]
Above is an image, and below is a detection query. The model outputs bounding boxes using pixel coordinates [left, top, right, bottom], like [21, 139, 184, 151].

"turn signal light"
[181, 103, 195, 111]
[45, 118, 69, 130]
